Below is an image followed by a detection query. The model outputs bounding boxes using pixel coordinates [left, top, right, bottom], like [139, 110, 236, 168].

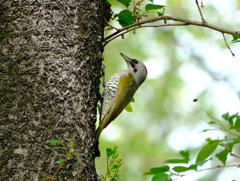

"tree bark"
[0, 0, 105, 180]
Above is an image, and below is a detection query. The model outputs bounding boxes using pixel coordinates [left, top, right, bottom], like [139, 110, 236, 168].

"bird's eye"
[133, 59, 138, 64]
[134, 69, 137, 72]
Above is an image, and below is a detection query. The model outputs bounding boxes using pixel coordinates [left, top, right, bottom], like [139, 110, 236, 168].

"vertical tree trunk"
[0, 0, 105, 180]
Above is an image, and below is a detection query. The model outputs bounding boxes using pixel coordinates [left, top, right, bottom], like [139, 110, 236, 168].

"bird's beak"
[120, 53, 132, 63]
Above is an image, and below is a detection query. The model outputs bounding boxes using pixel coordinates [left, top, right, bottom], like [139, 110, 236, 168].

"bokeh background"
[96, 0, 240, 180]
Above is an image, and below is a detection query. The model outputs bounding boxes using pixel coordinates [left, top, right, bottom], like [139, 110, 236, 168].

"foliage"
[125, 97, 135, 112]
[97, 0, 240, 180]
[110, 0, 165, 27]
[104, 0, 240, 48]
[231, 33, 240, 43]
[100, 146, 124, 181]
[145, 112, 240, 180]
[43, 137, 81, 181]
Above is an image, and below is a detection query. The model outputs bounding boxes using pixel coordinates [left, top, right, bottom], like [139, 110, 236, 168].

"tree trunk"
[0, 0, 106, 180]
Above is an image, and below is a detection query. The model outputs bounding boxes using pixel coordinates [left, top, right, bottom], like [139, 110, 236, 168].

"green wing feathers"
[96, 72, 137, 140]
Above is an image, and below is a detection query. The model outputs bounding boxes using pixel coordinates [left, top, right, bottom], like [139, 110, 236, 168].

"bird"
[95, 52, 147, 143]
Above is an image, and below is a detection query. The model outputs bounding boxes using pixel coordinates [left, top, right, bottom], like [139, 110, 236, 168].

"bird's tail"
[95, 122, 106, 157]
[95, 112, 111, 156]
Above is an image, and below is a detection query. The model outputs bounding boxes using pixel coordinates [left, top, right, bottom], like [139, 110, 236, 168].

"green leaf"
[164, 19, 167, 24]
[41, 178, 45, 181]
[57, 160, 64, 164]
[113, 164, 120, 169]
[226, 142, 233, 152]
[188, 159, 209, 171]
[97, 104, 101, 114]
[84, 154, 88, 158]
[179, 150, 190, 160]
[222, 112, 229, 120]
[209, 121, 216, 124]
[233, 138, 240, 144]
[196, 140, 220, 163]
[117, 10, 136, 27]
[226, 113, 240, 129]
[149, 0, 153, 3]
[144, 166, 170, 175]
[205, 138, 212, 142]
[188, 164, 198, 171]
[216, 149, 229, 165]
[125, 103, 133, 112]
[233, 117, 240, 129]
[196, 159, 209, 166]
[172, 166, 188, 173]
[164, 150, 189, 164]
[125, 97, 135, 112]
[145, 4, 165, 11]
[232, 33, 240, 43]
[49, 139, 59, 146]
[151, 173, 170, 181]
[106, 147, 117, 158]
[157, 12, 163, 16]
[163, 158, 188, 164]
[116, 0, 131, 7]
[130, 97, 135, 102]
[228, 115, 236, 126]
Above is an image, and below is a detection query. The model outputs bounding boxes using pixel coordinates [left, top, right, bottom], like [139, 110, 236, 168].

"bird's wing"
[100, 74, 120, 124]
[96, 72, 136, 140]
[100, 71, 135, 123]
[111, 72, 135, 118]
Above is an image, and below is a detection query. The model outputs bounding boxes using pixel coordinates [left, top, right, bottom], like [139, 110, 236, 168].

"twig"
[104, 15, 240, 46]
[230, 152, 240, 159]
[105, 22, 119, 31]
[141, 23, 187, 28]
[174, 164, 240, 180]
[104, 23, 188, 46]
[195, 0, 206, 23]
[222, 33, 235, 56]
[196, 1, 235, 56]
[209, 123, 240, 138]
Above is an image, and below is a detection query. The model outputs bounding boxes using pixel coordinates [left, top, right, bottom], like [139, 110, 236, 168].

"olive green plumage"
[96, 53, 147, 142]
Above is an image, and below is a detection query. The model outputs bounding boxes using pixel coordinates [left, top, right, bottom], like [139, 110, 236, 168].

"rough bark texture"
[0, 0, 105, 180]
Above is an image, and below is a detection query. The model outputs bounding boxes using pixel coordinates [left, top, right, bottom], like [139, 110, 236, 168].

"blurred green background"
[96, 0, 240, 180]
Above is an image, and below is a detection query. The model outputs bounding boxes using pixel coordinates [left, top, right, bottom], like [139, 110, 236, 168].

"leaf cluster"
[100, 146, 124, 181]
[222, 112, 240, 130]
[144, 112, 240, 181]
[110, 0, 165, 28]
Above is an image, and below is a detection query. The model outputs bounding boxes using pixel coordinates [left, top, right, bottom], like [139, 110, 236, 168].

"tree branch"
[174, 164, 240, 180]
[229, 152, 240, 159]
[209, 123, 240, 138]
[222, 33, 235, 56]
[104, 15, 240, 46]
[105, 23, 188, 46]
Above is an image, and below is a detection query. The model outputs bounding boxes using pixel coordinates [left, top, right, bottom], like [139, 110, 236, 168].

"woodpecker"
[96, 53, 147, 142]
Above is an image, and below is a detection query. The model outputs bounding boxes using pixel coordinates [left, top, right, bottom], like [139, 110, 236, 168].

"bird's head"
[120, 53, 147, 85]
